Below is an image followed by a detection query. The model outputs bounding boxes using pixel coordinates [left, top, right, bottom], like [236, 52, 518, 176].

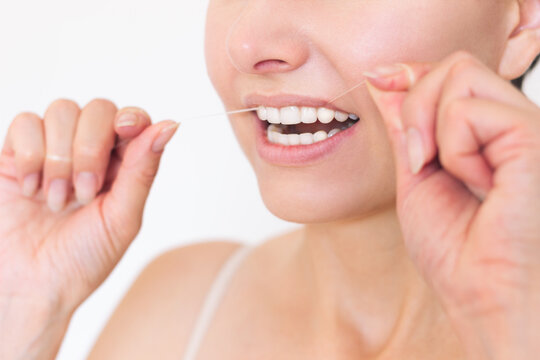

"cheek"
[330, 0, 507, 75]
[204, 2, 237, 103]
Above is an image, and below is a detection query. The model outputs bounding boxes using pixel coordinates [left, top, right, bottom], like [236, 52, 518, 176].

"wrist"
[0, 295, 74, 360]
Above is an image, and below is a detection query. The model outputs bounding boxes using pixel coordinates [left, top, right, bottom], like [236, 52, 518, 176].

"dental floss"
[178, 107, 259, 121]
[111, 107, 258, 150]
[111, 79, 367, 152]
[324, 79, 367, 105]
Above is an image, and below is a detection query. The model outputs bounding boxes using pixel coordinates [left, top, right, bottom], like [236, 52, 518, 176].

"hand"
[364, 51, 540, 359]
[0, 98, 179, 318]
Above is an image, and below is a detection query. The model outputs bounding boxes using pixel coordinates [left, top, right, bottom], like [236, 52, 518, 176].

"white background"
[0, 1, 539, 359]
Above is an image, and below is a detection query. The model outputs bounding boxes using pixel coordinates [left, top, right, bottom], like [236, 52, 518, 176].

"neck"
[295, 206, 437, 357]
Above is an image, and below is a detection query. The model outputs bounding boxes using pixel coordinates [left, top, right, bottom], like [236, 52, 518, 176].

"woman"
[2, 0, 540, 359]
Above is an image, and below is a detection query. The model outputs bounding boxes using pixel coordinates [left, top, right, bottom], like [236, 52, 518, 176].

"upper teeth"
[257, 105, 357, 125]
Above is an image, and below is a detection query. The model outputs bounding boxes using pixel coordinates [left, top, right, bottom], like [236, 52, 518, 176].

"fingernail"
[363, 64, 405, 79]
[152, 121, 180, 153]
[117, 113, 138, 128]
[48, 178, 68, 212]
[75, 172, 97, 205]
[406, 127, 425, 174]
[22, 173, 39, 197]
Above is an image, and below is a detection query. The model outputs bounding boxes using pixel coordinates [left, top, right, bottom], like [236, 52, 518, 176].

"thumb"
[102, 120, 180, 245]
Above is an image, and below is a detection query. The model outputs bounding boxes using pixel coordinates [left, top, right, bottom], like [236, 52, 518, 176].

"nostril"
[253, 59, 289, 72]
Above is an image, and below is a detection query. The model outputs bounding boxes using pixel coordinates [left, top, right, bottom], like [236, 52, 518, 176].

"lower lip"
[253, 112, 360, 166]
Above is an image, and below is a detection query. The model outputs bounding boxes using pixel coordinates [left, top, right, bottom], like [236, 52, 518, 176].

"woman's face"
[204, 0, 514, 224]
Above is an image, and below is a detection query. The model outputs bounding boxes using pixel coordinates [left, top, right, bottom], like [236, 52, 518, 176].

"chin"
[255, 172, 397, 225]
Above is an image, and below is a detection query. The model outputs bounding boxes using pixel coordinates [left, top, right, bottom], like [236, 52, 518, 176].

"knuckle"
[84, 98, 117, 113]
[447, 57, 479, 83]
[117, 106, 151, 122]
[16, 152, 45, 175]
[74, 143, 109, 160]
[450, 50, 476, 64]
[17, 149, 44, 163]
[10, 113, 41, 140]
[515, 124, 540, 154]
[118, 106, 145, 114]
[13, 112, 41, 126]
[444, 98, 469, 121]
[46, 99, 80, 117]
[438, 145, 457, 171]
[135, 166, 158, 187]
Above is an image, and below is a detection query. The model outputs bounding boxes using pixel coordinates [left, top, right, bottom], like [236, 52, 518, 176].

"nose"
[226, 2, 310, 75]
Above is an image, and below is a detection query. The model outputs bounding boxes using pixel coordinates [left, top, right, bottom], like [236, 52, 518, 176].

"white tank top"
[181, 244, 253, 360]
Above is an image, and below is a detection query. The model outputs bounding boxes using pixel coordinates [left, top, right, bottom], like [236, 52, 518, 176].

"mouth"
[256, 105, 360, 146]
[244, 93, 362, 165]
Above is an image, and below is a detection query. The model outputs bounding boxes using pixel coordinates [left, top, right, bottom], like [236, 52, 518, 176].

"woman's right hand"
[0, 98, 179, 318]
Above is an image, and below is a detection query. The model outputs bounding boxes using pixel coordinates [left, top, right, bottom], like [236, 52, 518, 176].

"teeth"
[256, 106, 359, 125]
[280, 106, 301, 125]
[317, 108, 335, 124]
[267, 107, 280, 124]
[267, 128, 316, 146]
[257, 106, 267, 121]
[288, 133, 300, 145]
[300, 107, 317, 124]
[266, 128, 339, 145]
[276, 133, 289, 146]
[268, 129, 276, 143]
[335, 111, 348, 122]
[262, 105, 360, 146]
[267, 124, 283, 133]
[299, 133, 314, 145]
[313, 130, 327, 142]
[328, 128, 341, 137]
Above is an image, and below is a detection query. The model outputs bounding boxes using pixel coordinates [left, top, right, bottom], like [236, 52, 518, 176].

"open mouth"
[256, 105, 360, 146]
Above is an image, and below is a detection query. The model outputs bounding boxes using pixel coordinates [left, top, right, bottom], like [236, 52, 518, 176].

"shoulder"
[87, 240, 245, 360]
[139, 240, 245, 288]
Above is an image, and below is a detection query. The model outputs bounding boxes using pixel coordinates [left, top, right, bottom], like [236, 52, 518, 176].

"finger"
[7, 112, 45, 197]
[102, 107, 153, 194]
[363, 62, 435, 92]
[434, 57, 536, 186]
[1, 122, 15, 157]
[101, 120, 179, 252]
[73, 98, 117, 205]
[401, 51, 532, 175]
[113, 106, 152, 161]
[43, 99, 80, 212]
[437, 97, 540, 198]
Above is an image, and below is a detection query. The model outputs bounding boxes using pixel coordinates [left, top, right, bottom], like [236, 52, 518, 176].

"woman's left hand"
[364, 50, 540, 360]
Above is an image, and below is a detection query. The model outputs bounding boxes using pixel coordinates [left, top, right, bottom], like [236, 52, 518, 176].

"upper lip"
[244, 93, 355, 115]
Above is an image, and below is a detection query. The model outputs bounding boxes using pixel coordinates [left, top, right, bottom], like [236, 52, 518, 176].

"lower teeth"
[267, 121, 356, 146]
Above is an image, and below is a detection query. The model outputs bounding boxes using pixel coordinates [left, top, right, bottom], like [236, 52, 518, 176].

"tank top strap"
[181, 243, 254, 360]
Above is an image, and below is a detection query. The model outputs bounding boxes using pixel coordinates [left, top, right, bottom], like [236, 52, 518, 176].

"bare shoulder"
[87, 240, 245, 360]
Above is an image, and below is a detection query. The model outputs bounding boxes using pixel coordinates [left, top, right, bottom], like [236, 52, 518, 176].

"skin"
[197, 0, 540, 357]
[1, 0, 540, 359]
